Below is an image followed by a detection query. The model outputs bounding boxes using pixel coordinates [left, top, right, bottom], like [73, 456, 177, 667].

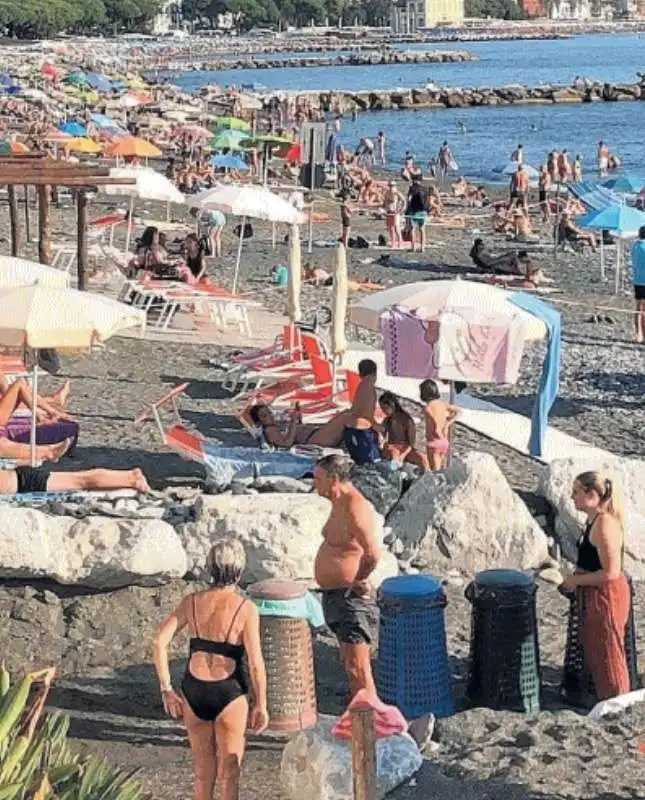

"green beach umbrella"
[214, 116, 251, 132]
[240, 135, 292, 148]
[209, 130, 248, 151]
[63, 72, 90, 86]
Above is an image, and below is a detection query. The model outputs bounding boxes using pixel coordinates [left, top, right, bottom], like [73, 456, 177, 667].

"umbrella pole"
[30, 357, 38, 468]
[600, 235, 605, 281]
[272, 222, 276, 250]
[447, 380, 456, 467]
[165, 201, 170, 223]
[307, 199, 314, 254]
[124, 196, 134, 254]
[615, 239, 621, 295]
[232, 216, 245, 295]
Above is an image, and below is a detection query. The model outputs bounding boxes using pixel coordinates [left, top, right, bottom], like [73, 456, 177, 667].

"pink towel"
[331, 690, 408, 740]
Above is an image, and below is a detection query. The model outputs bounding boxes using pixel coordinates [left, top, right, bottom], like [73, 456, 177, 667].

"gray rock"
[540, 456, 645, 577]
[538, 567, 563, 585]
[253, 476, 312, 494]
[388, 452, 549, 573]
[350, 462, 403, 518]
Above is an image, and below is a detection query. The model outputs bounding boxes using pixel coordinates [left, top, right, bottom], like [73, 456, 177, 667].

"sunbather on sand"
[0, 437, 72, 465]
[0, 374, 72, 427]
[249, 360, 379, 449]
[302, 264, 385, 293]
[0, 464, 150, 495]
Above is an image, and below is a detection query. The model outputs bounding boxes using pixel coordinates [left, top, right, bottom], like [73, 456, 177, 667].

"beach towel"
[509, 292, 561, 458]
[331, 689, 408, 740]
[201, 443, 316, 485]
[252, 591, 325, 628]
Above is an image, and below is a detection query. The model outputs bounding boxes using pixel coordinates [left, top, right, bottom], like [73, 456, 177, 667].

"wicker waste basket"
[561, 574, 640, 709]
[465, 569, 542, 714]
[377, 574, 454, 719]
[247, 579, 318, 733]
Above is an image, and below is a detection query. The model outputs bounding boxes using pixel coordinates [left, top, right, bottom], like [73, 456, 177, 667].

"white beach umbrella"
[103, 167, 186, 253]
[0, 256, 69, 288]
[349, 280, 546, 342]
[0, 284, 145, 465]
[287, 225, 301, 324]
[191, 184, 305, 293]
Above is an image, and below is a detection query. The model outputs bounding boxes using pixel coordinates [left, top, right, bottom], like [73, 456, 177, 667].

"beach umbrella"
[287, 226, 301, 324]
[176, 124, 212, 140]
[90, 112, 124, 132]
[65, 137, 102, 154]
[103, 166, 185, 252]
[284, 143, 302, 164]
[104, 136, 162, 159]
[210, 130, 247, 151]
[41, 64, 61, 79]
[349, 280, 546, 342]
[118, 93, 142, 109]
[601, 174, 645, 194]
[20, 88, 49, 102]
[43, 129, 74, 143]
[0, 141, 28, 154]
[84, 72, 113, 93]
[331, 243, 348, 360]
[0, 256, 69, 288]
[236, 92, 263, 111]
[578, 203, 645, 292]
[211, 154, 248, 171]
[214, 116, 251, 132]
[58, 121, 88, 137]
[190, 184, 305, 293]
[0, 74, 14, 88]
[0, 284, 145, 464]
[62, 72, 89, 86]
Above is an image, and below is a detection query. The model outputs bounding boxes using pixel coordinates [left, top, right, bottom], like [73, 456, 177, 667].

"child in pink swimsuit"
[419, 379, 460, 470]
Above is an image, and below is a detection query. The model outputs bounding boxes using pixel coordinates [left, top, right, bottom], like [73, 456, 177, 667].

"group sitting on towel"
[248, 360, 461, 472]
[469, 239, 545, 288]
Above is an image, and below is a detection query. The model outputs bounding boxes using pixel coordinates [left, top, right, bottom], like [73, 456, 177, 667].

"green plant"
[0, 663, 142, 800]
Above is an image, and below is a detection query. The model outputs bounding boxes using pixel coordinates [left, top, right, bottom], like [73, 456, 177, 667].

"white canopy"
[0, 256, 69, 289]
[190, 184, 305, 225]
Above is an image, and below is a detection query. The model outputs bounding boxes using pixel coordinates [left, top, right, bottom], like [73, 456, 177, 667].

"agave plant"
[0, 663, 142, 800]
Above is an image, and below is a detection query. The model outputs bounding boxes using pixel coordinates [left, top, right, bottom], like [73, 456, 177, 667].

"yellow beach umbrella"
[65, 137, 102, 154]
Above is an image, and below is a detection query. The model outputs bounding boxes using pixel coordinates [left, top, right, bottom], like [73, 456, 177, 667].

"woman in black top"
[561, 471, 630, 700]
[405, 180, 428, 253]
[182, 233, 206, 282]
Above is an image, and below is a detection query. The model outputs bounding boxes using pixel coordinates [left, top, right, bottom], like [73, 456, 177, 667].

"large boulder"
[280, 715, 422, 800]
[539, 456, 645, 576]
[179, 494, 397, 586]
[0, 508, 187, 588]
[387, 452, 549, 573]
[350, 462, 404, 518]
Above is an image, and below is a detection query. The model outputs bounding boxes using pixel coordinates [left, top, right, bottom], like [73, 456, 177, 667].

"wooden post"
[77, 190, 88, 291]
[351, 708, 377, 800]
[24, 186, 31, 243]
[7, 186, 20, 256]
[37, 184, 52, 264]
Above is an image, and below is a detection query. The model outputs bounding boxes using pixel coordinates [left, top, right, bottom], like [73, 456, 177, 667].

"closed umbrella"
[331, 244, 348, 374]
[287, 226, 301, 324]
[103, 166, 185, 252]
[578, 203, 645, 292]
[190, 184, 304, 293]
[0, 284, 145, 464]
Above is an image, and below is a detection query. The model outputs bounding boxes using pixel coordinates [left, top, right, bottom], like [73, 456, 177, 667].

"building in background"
[519, 0, 546, 16]
[391, 0, 465, 32]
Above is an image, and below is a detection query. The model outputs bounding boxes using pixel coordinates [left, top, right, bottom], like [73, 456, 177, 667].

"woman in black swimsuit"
[153, 540, 268, 800]
[561, 471, 630, 700]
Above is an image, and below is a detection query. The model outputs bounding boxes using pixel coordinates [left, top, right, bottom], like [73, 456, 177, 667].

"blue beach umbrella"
[0, 74, 13, 88]
[601, 174, 645, 194]
[90, 112, 123, 132]
[212, 154, 248, 171]
[85, 72, 114, 93]
[578, 203, 645, 291]
[58, 121, 88, 137]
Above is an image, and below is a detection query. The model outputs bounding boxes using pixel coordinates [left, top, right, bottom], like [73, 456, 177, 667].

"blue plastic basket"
[377, 574, 455, 719]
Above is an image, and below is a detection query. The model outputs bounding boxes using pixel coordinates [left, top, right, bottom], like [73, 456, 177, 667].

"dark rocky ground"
[2, 184, 645, 798]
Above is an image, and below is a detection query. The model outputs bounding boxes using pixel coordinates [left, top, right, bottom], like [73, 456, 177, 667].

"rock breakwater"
[260, 80, 645, 112]
[159, 49, 476, 74]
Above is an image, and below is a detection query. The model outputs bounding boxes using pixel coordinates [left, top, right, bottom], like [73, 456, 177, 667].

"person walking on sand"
[538, 164, 552, 222]
[314, 454, 382, 699]
[630, 225, 645, 343]
[510, 164, 529, 215]
[420, 379, 460, 470]
[560, 472, 630, 701]
[405, 179, 428, 253]
[153, 540, 268, 800]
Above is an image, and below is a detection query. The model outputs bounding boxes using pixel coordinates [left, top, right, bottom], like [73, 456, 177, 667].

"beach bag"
[234, 222, 253, 240]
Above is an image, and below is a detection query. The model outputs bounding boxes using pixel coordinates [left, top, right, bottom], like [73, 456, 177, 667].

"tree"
[465, 0, 525, 18]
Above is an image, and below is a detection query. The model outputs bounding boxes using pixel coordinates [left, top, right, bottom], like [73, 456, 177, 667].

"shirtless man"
[0, 464, 150, 495]
[597, 140, 609, 177]
[420, 379, 460, 470]
[314, 454, 381, 697]
[510, 164, 529, 214]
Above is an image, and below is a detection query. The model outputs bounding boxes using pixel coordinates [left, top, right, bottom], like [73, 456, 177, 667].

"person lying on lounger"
[0, 464, 150, 495]
[0, 373, 72, 427]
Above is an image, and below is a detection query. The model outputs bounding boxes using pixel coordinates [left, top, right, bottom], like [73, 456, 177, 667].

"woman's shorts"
[408, 211, 427, 227]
